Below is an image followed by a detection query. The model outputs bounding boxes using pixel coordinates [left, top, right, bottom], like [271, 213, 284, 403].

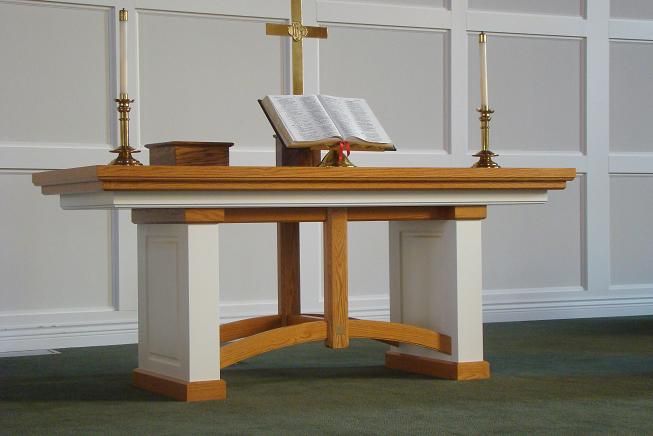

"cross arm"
[266, 23, 328, 39]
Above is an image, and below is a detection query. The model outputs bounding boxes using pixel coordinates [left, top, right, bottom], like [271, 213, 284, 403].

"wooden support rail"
[220, 321, 327, 369]
[218, 315, 452, 369]
[348, 319, 451, 354]
[220, 315, 282, 343]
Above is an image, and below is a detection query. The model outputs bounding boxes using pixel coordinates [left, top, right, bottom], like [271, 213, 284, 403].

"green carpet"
[2, 316, 653, 435]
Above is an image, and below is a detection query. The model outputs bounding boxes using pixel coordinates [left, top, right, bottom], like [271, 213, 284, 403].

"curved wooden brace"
[220, 315, 282, 343]
[220, 321, 327, 369]
[287, 314, 324, 325]
[349, 319, 452, 355]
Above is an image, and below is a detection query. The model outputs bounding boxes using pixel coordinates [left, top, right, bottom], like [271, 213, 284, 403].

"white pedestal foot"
[134, 224, 226, 400]
[387, 220, 489, 380]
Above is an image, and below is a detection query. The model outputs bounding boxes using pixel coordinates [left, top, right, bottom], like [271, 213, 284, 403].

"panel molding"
[317, 1, 451, 29]
[610, 19, 653, 40]
[135, 0, 288, 19]
[609, 153, 653, 173]
[0, 0, 110, 16]
[609, 283, 653, 293]
[608, 170, 653, 177]
[467, 10, 587, 37]
[484, 285, 586, 296]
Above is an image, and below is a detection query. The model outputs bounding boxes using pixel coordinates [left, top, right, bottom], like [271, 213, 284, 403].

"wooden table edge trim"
[39, 181, 571, 194]
[33, 166, 577, 191]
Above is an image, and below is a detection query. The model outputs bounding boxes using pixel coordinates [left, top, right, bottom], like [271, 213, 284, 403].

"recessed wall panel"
[469, 34, 583, 153]
[611, 0, 653, 19]
[610, 41, 653, 152]
[218, 224, 276, 303]
[0, 2, 110, 144]
[469, 0, 582, 16]
[320, 27, 446, 153]
[139, 12, 283, 148]
[0, 172, 111, 312]
[348, 222, 389, 297]
[610, 176, 653, 286]
[482, 178, 582, 290]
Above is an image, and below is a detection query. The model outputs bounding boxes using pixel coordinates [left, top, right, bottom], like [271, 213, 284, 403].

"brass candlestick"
[110, 93, 142, 166]
[472, 106, 500, 168]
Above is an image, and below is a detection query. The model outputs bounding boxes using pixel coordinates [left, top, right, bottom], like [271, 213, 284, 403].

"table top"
[33, 165, 576, 195]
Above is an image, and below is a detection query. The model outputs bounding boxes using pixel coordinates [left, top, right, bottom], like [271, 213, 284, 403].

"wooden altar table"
[33, 165, 575, 401]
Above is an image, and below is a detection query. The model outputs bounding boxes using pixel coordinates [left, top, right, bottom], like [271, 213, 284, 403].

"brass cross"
[266, 0, 328, 95]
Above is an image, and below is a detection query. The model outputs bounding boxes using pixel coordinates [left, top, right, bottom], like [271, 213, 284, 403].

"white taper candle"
[479, 32, 489, 109]
[119, 9, 128, 95]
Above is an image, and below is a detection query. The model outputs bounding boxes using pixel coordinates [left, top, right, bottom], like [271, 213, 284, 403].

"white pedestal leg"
[133, 223, 226, 401]
[386, 220, 490, 380]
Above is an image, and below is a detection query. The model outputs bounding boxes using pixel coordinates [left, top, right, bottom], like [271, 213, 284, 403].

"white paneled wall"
[1, 0, 651, 351]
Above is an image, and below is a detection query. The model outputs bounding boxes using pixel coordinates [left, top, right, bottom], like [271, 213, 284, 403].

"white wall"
[1, 0, 652, 351]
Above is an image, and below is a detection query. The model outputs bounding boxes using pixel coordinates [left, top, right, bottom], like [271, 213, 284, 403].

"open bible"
[259, 94, 396, 151]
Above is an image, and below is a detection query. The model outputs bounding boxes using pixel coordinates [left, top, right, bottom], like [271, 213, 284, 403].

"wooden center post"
[276, 139, 320, 326]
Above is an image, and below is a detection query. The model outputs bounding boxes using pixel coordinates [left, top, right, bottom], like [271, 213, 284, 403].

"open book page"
[318, 95, 393, 147]
[262, 95, 340, 144]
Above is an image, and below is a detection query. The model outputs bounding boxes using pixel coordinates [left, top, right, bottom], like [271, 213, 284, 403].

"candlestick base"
[109, 95, 142, 166]
[110, 145, 142, 166]
[471, 106, 500, 168]
[471, 150, 500, 168]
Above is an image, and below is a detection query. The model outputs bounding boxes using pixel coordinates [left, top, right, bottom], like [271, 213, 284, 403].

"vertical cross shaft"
[266, 0, 328, 95]
[290, 0, 304, 95]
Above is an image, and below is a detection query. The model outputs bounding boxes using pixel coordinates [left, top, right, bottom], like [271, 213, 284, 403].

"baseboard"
[483, 296, 653, 323]
[0, 309, 138, 352]
[2, 296, 651, 352]
[0, 320, 138, 352]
